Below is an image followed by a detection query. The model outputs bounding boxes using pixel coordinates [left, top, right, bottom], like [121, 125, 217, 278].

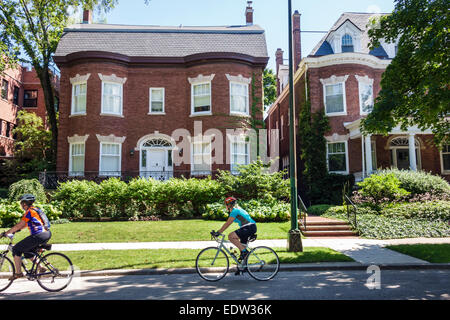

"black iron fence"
[39, 170, 222, 189]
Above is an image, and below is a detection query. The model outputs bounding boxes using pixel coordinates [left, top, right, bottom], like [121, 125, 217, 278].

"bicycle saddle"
[248, 234, 257, 242]
[37, 244, 52, 251]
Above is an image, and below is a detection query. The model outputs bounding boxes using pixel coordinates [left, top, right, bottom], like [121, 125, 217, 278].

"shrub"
[307, 204, 334, 216]
[52, 180, 99, 219]
[0, 199, 62, 227]
[383, 201, 450, 221]
[216, 160, 289, 201]
[202, 199, 291, 222]
[307, 173, 355, 206]
[356, 173, 410, 206]
[377, 169, 450, 197]
[8, 179, 47, 203]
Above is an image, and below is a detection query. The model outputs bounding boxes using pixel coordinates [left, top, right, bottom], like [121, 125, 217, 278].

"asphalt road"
[1, 269, 449, 301]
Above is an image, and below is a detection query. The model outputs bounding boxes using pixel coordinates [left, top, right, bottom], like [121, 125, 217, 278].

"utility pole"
[287, 0, 302, 252]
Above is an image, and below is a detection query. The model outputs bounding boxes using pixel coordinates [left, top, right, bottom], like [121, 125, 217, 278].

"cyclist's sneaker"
[8, 273, 24, 281]
[239, 249, 249, 262]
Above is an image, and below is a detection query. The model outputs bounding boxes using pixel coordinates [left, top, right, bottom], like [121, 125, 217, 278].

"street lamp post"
[287, 0, 302, 252]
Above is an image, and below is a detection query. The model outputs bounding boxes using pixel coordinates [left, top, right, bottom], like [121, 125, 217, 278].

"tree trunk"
[36, 66, 58, 171]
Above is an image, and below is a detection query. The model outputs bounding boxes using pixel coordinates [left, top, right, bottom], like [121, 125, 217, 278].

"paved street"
[1, 269, 449, 300]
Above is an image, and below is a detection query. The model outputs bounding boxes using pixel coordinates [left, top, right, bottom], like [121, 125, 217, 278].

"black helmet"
[20, 194, 36, 203]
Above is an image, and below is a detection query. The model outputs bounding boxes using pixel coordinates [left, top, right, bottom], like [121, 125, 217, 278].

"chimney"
[275, 48, 284, 96]
[293, 10, 302, 71]
[245, 1, 254, 25]
[83, 9, 93, 24]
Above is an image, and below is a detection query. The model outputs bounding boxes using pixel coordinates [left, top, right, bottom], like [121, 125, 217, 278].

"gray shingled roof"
[54, 24, 268, 58]
[309, 12, 388, 56]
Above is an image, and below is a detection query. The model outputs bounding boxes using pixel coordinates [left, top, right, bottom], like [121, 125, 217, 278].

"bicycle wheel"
[196, 247, 229, 282]
[0, 256, 15, 292]
[246, 246, 280, 281]
[36, 252, 74, 292]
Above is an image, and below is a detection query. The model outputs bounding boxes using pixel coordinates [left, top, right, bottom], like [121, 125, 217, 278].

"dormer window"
[341, 34, 354, 52]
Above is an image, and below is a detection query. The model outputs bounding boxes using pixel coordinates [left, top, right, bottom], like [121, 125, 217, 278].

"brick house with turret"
[51, 3, 268, 182]
[265, 12, 450, 185]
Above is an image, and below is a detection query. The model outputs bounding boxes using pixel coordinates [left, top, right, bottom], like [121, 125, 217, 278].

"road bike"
[0, 232, 74, 292]
[196, 230, 280, 281]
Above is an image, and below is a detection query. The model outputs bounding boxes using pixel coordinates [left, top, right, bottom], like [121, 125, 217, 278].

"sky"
[91, 0, 396, 71]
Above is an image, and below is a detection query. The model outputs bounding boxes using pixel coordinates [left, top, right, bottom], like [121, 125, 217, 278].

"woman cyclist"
[0, 194, 51, 280]
[213, 196, 257, 262]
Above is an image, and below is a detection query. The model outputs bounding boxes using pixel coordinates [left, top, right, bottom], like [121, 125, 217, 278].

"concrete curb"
[76, 262, 450, 277]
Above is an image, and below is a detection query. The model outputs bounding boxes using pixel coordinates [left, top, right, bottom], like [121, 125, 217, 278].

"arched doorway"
[139, 135, 174, 180]
[389, 136, 421, 170]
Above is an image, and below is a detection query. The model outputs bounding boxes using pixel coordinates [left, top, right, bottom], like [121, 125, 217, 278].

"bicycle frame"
[211, 234, 252, 268]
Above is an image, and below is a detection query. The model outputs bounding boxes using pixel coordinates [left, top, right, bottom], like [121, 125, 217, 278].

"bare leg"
[228, 232, 245, 252]
[13, 255, 22, 274]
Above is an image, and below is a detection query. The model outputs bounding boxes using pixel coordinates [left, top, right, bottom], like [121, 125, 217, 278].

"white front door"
[140, 149, 172, 180]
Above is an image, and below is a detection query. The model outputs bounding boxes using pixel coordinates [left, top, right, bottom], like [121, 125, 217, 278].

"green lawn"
[386, 244, 450, 263]
[5, 220, 292, 244]
[60, 247, 353, 270]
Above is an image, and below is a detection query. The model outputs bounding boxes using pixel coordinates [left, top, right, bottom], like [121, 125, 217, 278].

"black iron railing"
[297, 195, 308, 232]
[344, 194, 358, 228]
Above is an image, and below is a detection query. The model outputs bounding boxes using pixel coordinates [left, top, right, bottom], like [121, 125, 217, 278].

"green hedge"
[0, 199, 62, 228]
[53, 177, 226, 220]
[51, 162, 290, 220]
[8, 179, 47, 203]
[203, 199, 291, 222]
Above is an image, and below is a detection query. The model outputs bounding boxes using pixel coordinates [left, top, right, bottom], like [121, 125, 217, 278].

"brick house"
[265, 12, 450, 183]
[0, 64, 56, 158]
[52, 3, 268, 181]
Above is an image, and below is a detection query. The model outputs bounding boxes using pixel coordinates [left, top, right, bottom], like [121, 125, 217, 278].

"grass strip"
[59, 247, 353, 271]
[386, 244, 450, 263]
[3, 220, 293, 244]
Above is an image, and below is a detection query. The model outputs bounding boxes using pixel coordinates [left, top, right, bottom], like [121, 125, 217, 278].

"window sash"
[325, 83, 344, 114]
[443, 145, 450, 171]
[231, 142, 249, 171]
[192, 142, 211, 172]
[102, 82, 122, 115]
[1, 80, 8, 100]
[150, 88, 164, 113]
[100, 143, 121, 175]
[359, 83, 373, 113]
[72, 83, 87, 114]
[230, 82, 248, 114]
[327, 142, 347, 173]
[70, 143, 85, 174]
[192, 83, 211, 113]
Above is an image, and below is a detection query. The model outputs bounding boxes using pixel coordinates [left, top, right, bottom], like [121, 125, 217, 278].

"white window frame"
[440, 144, 450, 175]
[320, 75, 348, 116]
[191, 140, 212, 175]
[99, 73, 126, 117]
[149, 87, 165, 114]
[99, 142, 122, 177]
[188, 74, 215, 116]
[70, 74, 90, 116]
[71, 82, 87, 116]
[226, 74, 251, 116]
[326, 141, 349, 174]
[356, 75, 374, 115]
[230, 139, 250, 173]
[69, 142, 85, 176]
[341, 34, 354, 52]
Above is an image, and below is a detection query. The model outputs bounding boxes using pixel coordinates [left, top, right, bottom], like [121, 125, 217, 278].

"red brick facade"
[55, 57, 265, 175]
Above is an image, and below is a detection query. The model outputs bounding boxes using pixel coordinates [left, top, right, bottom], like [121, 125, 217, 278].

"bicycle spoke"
[246, 246, 279, 281]
[196, 247, 229, 282]
[0, 256, 15, 292]
[37, 253, 74, 292]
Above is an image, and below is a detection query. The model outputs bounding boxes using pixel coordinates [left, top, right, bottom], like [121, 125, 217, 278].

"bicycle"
[0, 232, 74, 292]
[195, 230, 280, 281]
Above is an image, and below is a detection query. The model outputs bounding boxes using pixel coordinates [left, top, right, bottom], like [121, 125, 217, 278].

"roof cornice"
[304, 52, 391, 69]
[53, 51, 269, 68]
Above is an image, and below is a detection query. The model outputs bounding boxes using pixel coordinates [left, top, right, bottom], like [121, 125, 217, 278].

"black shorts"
[235, 224, 257, 244]
[12, 231, 51, 258]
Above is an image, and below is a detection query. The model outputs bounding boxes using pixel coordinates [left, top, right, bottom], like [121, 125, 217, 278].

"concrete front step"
[305, 220, 349, 226]
[301, 225, 353, 231]
[302, 230, 359, 237]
